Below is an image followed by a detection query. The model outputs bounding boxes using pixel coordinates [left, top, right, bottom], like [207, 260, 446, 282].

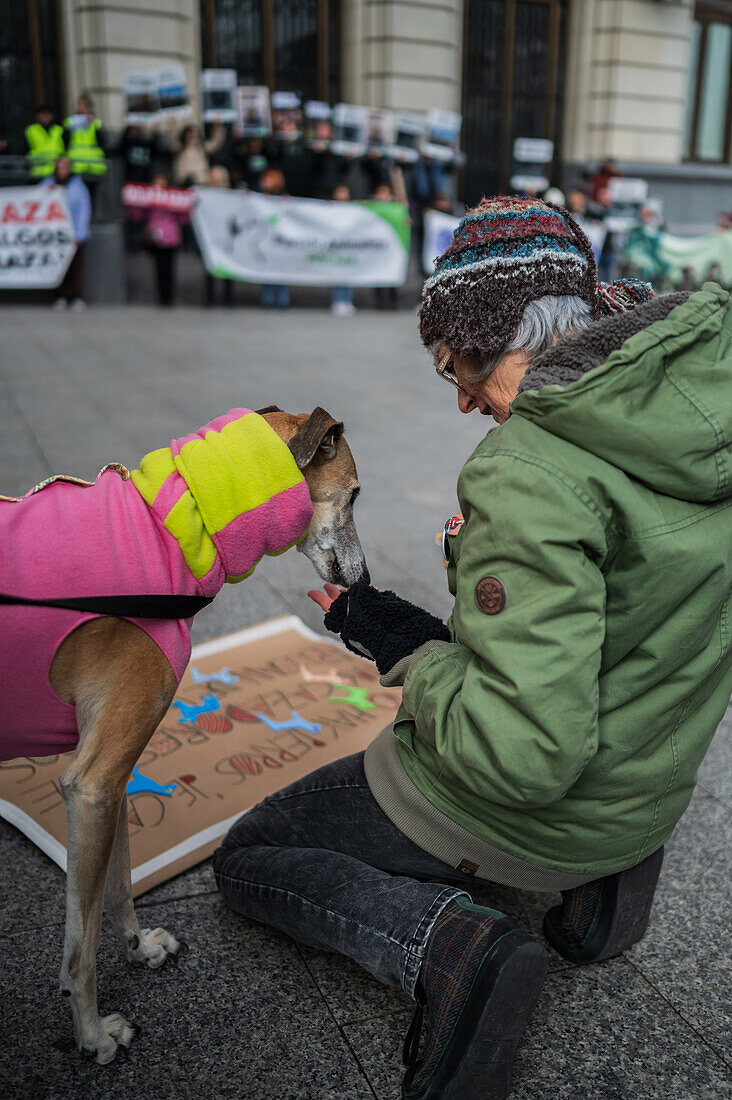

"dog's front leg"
[59, 762, 136, 1064]
[106, 794, 183, 968]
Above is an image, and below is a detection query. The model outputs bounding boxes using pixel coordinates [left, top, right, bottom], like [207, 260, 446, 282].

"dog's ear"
[256, 405, 283, 415]
[288, 407, 344, 469]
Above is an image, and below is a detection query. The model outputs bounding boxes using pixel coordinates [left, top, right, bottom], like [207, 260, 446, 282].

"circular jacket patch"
[475, 576, 506, 615]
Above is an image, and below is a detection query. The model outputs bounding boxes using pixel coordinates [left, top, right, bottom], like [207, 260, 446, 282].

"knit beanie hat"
[419, 196, 600, 359]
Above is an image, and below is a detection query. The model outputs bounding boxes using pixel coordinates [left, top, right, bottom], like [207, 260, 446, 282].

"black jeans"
[151, 247, 176, 306]
[213, 752, 483, 997]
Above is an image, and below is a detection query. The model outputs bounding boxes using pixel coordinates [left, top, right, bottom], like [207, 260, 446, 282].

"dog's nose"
[359, 563, 371, 586]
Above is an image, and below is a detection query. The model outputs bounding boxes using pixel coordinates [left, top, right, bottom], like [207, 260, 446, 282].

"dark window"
[0, 0, 63, 155]
[201, 0, 340, 101]
[462, 0, 567, 206]
[684, 7, 732, 163]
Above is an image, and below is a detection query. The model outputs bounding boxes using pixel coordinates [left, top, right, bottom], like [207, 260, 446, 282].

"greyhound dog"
[0, 405, 367, 1064]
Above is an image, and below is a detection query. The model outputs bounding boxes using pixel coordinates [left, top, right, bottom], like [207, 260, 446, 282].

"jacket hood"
[131, 409, 313, 583]
[512, 283, 732, 503]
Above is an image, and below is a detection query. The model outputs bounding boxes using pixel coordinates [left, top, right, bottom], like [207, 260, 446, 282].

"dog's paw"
[126, 926, 184, 969]
[79, 1012, 137, 1065]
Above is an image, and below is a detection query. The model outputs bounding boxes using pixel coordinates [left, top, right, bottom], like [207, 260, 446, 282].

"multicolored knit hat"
[419, 196, 599, 359]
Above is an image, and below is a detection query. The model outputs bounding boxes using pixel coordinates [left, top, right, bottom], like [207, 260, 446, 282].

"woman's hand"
[307, 582, 346, 613]
[307, 581, 451, 676]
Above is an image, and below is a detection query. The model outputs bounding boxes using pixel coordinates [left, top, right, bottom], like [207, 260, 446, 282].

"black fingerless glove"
[323, 582, 451, 676]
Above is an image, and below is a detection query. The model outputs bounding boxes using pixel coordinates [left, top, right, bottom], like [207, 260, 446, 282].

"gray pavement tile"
[345, 959, 732, 1100]
[136, 858, 218, 908]
[0, 818, 67, 936]
[1, 893, 373, 1100]
[297, 944, 412, 1027]
[698, 703, 732, 809]
[626, 787, 732, 1061]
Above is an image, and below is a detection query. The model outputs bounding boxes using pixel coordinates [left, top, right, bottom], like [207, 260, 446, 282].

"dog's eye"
[350, 487, 360, 506]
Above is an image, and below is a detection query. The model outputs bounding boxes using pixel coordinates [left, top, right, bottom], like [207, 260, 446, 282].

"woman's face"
[437, 345, 530, 424]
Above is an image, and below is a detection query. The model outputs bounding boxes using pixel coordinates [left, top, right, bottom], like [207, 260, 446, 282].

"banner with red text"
[0, 187, 75, 288]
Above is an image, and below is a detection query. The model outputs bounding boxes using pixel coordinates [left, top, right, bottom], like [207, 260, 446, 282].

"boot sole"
[544, 846, 664, 963]
[404, 931, 548, 1100]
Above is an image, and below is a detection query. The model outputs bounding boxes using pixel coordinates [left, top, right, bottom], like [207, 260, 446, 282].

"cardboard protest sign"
[193, 188, 410, 287]
[156, 64, 192, 118]
[304, 100, 332, 150]
[123, 72, 160, 124]
[271, 91, 303, 142]
[236, 86, 272, 137]
[202, 69, 238, 123]
[391, 111, 425, 164]
[0, 616, 401, 897]
[421, 109, 462, 163]
[331, 104, 369, 156]
[366, 108, 395, 155]
[0, 187, 75, 288]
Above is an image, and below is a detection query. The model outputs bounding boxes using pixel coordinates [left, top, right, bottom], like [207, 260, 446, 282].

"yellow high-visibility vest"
[64, 117, 107, 176]
[24, 123, 65, 178]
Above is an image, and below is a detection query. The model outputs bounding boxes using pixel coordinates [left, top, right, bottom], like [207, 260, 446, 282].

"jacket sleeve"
[399, 452, 608, 809]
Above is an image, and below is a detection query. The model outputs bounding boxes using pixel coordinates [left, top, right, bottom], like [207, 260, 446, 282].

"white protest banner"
[332, 104, 369, 156]
[422, 208, 459, 273]
[193, 189, 410, 287]
[202, 69, 238, 123]
[0, 187, 75, 288]
[237, 86, 272, 136]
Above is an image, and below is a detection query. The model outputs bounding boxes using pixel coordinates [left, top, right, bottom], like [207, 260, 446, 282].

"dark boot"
[402, 897, 548, 1100]
[543, 847, 664, 963]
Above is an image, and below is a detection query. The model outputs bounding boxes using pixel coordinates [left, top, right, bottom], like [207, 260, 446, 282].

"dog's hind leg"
[105, 793, 183, 969]
[52, 618, 178, 1063]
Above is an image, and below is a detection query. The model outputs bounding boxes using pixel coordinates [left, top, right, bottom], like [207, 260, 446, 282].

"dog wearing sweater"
[0, 405, 367, 1064]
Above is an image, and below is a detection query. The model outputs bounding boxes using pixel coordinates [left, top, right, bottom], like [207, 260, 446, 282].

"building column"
[342, 0, 464, 114]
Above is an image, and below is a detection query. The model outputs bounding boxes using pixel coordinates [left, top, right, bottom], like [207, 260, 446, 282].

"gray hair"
[435, 294, 594, 383]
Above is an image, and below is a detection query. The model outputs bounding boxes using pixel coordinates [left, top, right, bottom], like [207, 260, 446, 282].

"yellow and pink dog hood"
[132, 408, 313, 583]
[0, 409, 313, 761]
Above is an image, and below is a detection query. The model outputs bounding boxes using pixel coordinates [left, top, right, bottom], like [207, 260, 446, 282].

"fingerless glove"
[323, 582, 451, 676]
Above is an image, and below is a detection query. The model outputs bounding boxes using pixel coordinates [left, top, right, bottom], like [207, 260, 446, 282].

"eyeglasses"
[435, 349, 467, 394]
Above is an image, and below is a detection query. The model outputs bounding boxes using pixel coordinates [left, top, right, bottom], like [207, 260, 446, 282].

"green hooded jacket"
[367, 284, 732, 878]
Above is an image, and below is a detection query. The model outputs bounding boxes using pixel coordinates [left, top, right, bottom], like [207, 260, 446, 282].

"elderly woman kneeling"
[214, 198, 732, 1100]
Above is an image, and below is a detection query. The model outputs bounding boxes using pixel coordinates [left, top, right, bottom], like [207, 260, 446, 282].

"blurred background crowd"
[1, 0, 731, 311]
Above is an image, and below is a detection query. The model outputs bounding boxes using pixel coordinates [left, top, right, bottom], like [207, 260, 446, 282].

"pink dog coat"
[0, 409, 313, 761]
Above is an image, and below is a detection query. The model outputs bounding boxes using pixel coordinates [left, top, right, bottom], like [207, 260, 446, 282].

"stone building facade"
[4, 0, 731, 231]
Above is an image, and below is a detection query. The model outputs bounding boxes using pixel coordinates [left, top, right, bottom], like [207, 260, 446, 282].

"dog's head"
[257, 406, 369, 587]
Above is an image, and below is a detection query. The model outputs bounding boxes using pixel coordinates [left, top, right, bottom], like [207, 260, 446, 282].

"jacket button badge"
[475, 576, 506, 615]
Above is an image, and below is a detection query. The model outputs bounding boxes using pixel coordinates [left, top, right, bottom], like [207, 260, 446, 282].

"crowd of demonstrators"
[204, 165, 234, 308]
[41, 155, 91, 310]
[257, 167, 291, 310]
[329, 183, 355, 315]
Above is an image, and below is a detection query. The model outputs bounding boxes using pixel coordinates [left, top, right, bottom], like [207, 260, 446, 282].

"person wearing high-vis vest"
[24, 105, 64, 180]
[62, 94, 107, 191]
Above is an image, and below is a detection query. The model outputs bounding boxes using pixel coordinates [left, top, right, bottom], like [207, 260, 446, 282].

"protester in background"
[204, 165, 235, 308]
[24, 104, 64, 180]
[63, 93, 107, 213]
[170, 122, 225, 188]
[372, 181, 400, 311]
[143, 172, 188, 308]
[589, 158, 620, 204]
[329, 183, 356, 316]
[258, 167, 290, 309]
[40, 155, 91, 311]
[119, 123, 164, 184]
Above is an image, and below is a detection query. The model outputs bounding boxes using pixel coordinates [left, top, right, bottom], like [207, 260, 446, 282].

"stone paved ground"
[0, 303, 730, 1100]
